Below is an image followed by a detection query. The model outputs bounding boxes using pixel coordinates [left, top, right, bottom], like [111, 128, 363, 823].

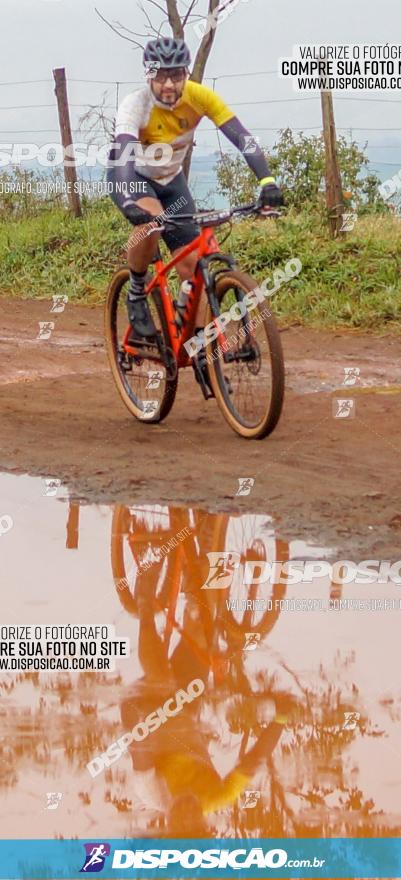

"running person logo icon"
[343, 367, 360, 386]
[236, 477, 255, 496]
[333, 398, 355, 419]
[80, 843, 110, 873]
[244, 632, 261, 651]
[200, 551, 240, 589]
[37, 321, 55, 340]
[146, 370, 163, 389]
[343, 712, 360, 731]
[241, 135, 260, 155]
[50, 294, 69, 314]
[243, 789, 261, 808]
[142, 400, 159, 417]
[45, 792, 62, 810]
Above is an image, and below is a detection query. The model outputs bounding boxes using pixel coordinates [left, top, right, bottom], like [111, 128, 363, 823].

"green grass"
[1, 198, 401, 332]
[0, 200, 126, 304]
[227, 211, 401, 332]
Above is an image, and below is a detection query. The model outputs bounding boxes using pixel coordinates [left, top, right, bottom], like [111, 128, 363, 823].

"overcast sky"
[1, 0, 401, 172]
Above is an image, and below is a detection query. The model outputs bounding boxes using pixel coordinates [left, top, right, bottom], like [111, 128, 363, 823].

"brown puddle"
[285, 357, 401, 395]
[1, 473, 401, 842]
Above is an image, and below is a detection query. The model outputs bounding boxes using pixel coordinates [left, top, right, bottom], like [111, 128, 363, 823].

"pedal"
[118, 346, 133, 372]
[126, 331, 161, 362]
[192, 361, 214, 400]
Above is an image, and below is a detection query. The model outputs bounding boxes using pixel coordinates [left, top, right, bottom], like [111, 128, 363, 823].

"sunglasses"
[152, 68, 186, 84]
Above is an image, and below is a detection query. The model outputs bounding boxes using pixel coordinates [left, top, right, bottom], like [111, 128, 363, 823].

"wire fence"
[1, 69, 401, 144]
[0, 66, 400, 215]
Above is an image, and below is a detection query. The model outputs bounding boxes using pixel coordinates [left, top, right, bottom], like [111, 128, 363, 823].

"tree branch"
[94, 8, 144, 47]
[166, 0, 184, 37]
[141, 0, 170, 35]
[119, 27, 153, 37]
[182, 0, 199, 26]
[190, 0, 219, 81]
[145, 0, 167, 15]
[139, 2, 158, 33]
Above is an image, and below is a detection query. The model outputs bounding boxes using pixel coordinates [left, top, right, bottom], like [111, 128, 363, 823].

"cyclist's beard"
[150, 82, 184, 108]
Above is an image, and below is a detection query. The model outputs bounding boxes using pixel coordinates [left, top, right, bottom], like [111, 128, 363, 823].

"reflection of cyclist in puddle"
[120, 562, 297, 837]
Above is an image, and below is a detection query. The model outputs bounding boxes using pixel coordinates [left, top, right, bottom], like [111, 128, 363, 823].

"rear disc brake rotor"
[245, 338, 261, 375]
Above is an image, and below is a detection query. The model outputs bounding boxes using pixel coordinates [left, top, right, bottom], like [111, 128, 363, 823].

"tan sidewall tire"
[204, 270, 284, 439]
[104, 267, 178, 423]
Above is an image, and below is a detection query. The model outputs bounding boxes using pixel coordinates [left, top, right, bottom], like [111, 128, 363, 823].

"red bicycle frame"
[122, 225, 222, 368]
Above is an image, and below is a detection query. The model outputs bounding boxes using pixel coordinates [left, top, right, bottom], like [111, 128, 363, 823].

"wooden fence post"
[53, 67, 82, 218]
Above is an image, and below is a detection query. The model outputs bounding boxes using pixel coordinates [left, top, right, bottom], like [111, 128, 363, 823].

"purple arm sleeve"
[107, 132, 140, 217]
[219, 116, 272, 181]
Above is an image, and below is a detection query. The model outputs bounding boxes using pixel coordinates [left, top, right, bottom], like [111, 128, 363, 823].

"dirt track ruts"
[1, 298, 401, 557]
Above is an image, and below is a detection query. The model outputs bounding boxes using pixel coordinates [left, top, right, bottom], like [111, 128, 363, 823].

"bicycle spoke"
[216, 295, 273, 426]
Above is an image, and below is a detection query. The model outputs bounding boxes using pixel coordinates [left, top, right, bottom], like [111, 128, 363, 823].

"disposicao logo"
[110, 847, 294, 870]
[78, 845, 316, 873]
[80, 843, 110, 873]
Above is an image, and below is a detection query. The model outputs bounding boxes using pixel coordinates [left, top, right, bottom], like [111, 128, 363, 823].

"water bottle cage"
[173, 300, 188, 329]
[174, 287, 193, 329]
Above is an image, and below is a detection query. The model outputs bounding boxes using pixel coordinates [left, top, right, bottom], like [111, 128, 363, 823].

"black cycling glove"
[258, 178, 284, 209]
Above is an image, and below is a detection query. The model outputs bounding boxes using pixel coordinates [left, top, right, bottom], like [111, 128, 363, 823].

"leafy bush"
[216, 128, 388, 214]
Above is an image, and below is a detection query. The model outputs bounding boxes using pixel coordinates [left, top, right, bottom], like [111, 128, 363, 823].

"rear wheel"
[104, 267, 178, 423]
[204, 270, 284, 439]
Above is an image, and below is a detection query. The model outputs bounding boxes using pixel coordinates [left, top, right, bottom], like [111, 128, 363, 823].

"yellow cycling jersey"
[157, 751, 250, 814]
[114, 80, 235, 184]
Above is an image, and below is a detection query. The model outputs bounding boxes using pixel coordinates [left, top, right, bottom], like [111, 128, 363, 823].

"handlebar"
[156, 203, 282, 230]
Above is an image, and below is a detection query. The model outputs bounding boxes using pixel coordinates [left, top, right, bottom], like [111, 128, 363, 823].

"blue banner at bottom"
[0, 838, 400, 879]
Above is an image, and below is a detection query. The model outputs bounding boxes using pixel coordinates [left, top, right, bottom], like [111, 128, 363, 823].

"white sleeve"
[131, 768, 171, 812]
[114, 88, 153, 138]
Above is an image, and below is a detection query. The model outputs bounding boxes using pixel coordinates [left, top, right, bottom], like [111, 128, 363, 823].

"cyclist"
[119, 561, 294, 837]
[107, 37, 283, 385]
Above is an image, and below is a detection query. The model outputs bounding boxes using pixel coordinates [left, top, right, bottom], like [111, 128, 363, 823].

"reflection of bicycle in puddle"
[108, 507, 380, 839]
[54, 501, 384, 839]
[111, 505, 289, 683]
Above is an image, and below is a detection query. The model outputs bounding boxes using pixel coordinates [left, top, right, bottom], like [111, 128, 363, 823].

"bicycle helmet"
[143, 37, 191, 70]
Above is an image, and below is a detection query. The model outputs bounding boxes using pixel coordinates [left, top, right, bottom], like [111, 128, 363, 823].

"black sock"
[128, 270, 147, 299]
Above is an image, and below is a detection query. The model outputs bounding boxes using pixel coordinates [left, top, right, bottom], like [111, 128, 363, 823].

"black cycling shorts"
[107, 168, 200, 252]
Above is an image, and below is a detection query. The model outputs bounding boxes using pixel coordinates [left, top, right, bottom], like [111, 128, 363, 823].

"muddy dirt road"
[1, 298, 400, 556]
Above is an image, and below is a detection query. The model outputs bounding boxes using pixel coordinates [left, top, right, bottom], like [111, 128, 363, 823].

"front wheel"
[204, 270, 284, 439]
